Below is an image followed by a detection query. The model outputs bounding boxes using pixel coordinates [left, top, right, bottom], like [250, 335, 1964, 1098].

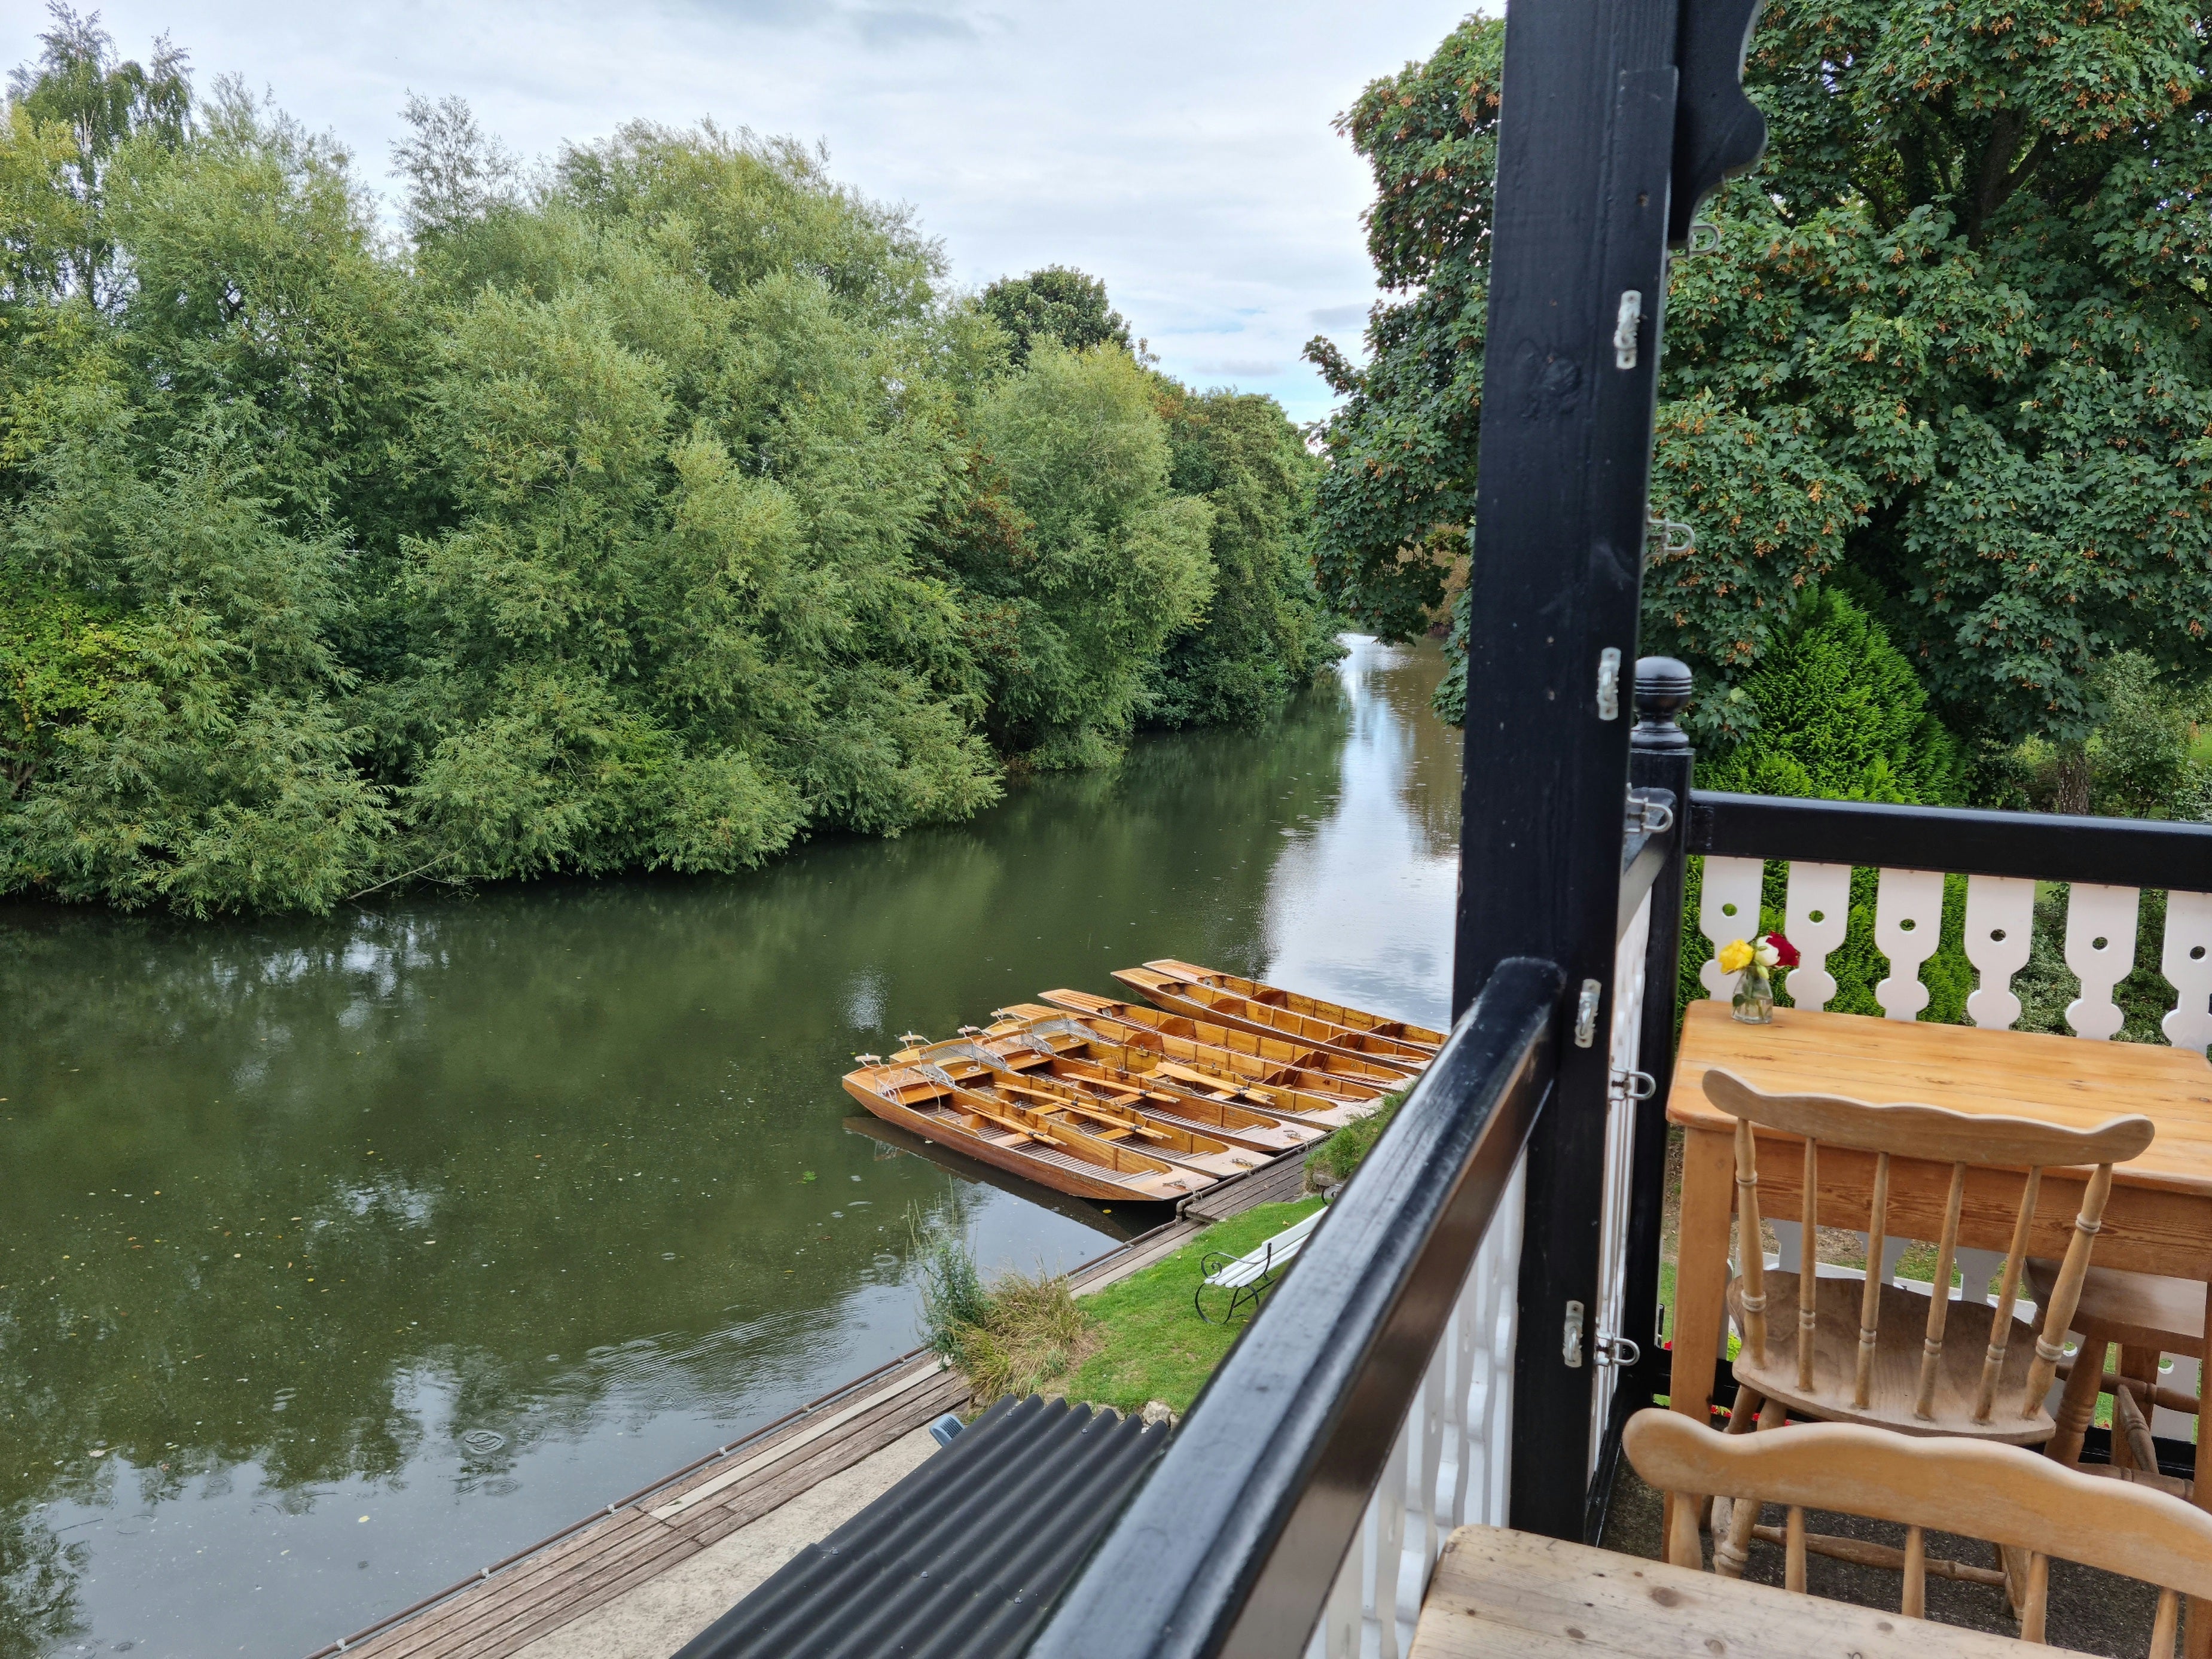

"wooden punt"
[1113, 960, 1444, 1063]
[947, 1034, 1327, 1152]
[841, 1058, 1207, 1203]
[976, 1009, 1390, 1126]
[1031, 990, 1422, 1085]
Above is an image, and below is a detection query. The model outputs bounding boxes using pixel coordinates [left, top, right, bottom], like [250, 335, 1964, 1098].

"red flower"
[1765, 932, 1801, 968]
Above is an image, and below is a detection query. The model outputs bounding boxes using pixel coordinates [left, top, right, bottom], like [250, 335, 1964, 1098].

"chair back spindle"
[1732, 1118, 1768, 1361]
[1912, 1163, 1968, 1420]
[1798, 1136, 1818, 1393]
[1853, 1151, 1891, 1409]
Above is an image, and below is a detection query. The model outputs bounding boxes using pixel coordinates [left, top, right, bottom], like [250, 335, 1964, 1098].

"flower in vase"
[1717, 938, 1754, 975]
[1765, 932, 1800, 969]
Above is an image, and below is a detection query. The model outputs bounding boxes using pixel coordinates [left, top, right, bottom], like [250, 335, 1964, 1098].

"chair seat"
[1728, 1271, 2052, 1444]
[2025, 1259, 2205, 1356]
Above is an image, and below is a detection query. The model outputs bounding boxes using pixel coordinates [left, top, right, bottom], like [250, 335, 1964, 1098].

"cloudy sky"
[4, 1, 1481, 422]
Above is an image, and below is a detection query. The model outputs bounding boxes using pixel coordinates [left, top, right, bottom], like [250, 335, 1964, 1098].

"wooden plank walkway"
[314, 1148, 1314, 1659]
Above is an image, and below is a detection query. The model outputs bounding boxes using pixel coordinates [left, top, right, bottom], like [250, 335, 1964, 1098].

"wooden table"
[1666, 997, 2212, 1631]
[1409, 1526, 2054, 1657]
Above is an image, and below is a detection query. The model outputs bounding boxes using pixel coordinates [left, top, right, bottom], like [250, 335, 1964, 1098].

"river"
[0, 635, 1460, 1659]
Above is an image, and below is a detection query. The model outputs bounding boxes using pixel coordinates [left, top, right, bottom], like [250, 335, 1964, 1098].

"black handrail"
[1691, 791, 2212, 891]
[1027, 957, 1566, 1659]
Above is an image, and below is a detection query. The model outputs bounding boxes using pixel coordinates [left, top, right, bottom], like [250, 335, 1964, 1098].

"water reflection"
[0, 636, 1456, 1658]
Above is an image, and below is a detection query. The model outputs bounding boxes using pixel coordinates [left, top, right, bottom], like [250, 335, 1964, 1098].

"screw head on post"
[1630, 657, 1692, 751]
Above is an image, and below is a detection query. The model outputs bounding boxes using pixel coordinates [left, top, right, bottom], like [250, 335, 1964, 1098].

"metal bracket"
[1612, 1068, 1658, 1100]
[1624, 788, 1674, 836]
[1595, 648, 1622, 721]
[1646, 514, 1695, 562]
[1563, 1300, 1586, 1367]
[1612, 290, 1643, 370]
[1684, 218, 1721, 255]
[1573, 979, 1602, 1048]
[1594, 1331, 1643, 1368]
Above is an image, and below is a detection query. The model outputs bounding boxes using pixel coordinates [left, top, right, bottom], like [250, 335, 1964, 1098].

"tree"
[1310, 9, 2212, 752]
[979, 266, 1132, 366]
[5, 3, 190, 305]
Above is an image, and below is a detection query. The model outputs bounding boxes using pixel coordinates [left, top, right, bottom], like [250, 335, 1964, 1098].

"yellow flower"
[1717, 938, 1754, 974]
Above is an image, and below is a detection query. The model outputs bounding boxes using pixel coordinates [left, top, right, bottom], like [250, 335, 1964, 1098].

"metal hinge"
[1573, 979, 1602, 1048]
[1595, 648, 1622, 721]
[1563, 1300, 1585, 1367]
[1612, 291, 1643, 369]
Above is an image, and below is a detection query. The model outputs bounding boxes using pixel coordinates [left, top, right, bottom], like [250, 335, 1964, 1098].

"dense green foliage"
[0, 14, 1334, 913]
[1308, 8, 2212, 754]
[978, 264, 1131, 367]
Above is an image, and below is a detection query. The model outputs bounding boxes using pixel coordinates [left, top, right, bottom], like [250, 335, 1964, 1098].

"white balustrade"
[1780, 862, 1851, 1011]
[1872, 868, 1944, 1020]
[1961, 874, 2036, 1029]
[1697, 856, 1765, 1000]
[1310, 1155, 1525, 1659]
[2164, 890, 2212, 1053]
[2063, 883, 2140, 1039]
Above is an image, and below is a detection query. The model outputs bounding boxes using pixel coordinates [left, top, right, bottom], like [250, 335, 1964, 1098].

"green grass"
[1063, 1197, 1325, 1414]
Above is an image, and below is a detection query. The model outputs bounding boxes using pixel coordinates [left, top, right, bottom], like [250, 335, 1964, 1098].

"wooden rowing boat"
[1113, 960, 1444, 1063]
[841, 1056, 1210, 1203]
[1032, 990, 1422, 1085]
[944, 1031, 1331, 1150]
[978, 1008, 1390, 1127]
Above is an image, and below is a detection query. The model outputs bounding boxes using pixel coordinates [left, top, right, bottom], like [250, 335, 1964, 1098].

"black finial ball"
[1632, 656, 1692, 746]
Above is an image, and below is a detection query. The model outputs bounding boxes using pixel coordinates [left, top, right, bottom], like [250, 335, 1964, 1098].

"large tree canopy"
[0, 14, 1334, 913]
[1310, 5, 2212, 754]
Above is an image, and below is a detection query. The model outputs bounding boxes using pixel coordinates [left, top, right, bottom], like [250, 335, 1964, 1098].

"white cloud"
[4, 0, 1478, 420]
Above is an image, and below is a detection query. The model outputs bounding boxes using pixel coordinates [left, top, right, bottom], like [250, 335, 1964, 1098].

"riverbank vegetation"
[0, 13, 1338, 916]
[1310, 7, 2212, 827]
[915, 1198, 1325, 1414]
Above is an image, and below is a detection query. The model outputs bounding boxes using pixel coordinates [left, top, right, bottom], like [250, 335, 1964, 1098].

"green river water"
[0, 635, 1460, 1659]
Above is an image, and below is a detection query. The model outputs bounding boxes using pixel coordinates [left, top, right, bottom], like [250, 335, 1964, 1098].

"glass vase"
[1731, 960, 1775, 1024]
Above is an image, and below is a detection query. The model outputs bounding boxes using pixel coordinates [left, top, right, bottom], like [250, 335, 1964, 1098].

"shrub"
[1304, 1089, 1405, 1190]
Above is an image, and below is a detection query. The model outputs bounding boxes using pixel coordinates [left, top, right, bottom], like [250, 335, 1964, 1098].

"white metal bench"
[1195, 1208, 1325, 1325]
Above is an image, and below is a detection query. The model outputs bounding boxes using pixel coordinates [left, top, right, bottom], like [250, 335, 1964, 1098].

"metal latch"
[1624, 789, 1674, 836]
[1594, 1331, 1643, 1368]
[1612, 1068, 1658, 1100]
[1563, 1300, 1585, 1367]
[1646, 514, 1695, 562]
[1573, 979, 1602, 1048]
[1595, 648, 1622, 721]
[1613, 291, 1642, 369]
[1685, 218, 1721, 255]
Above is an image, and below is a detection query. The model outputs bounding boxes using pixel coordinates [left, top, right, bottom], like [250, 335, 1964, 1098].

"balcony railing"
[1027, 664, 2212, 1659]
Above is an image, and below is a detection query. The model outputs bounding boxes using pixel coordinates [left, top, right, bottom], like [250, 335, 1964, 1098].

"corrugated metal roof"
[672, 1393, 1169, 1659]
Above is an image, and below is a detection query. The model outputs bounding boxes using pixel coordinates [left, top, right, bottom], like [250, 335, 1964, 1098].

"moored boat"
[942, 1032, 1329, 1151]
[974, 1008, 1389, 1127]
[1030, 989, 1422, 1085]
[841, 1056, 1209, 1203]
[1113, 960, 1444, 1062]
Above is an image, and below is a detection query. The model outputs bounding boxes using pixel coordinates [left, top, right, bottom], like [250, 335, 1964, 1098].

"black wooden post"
[1455, 0, 1682, 1542]
[1616, 657, 1694, 1417]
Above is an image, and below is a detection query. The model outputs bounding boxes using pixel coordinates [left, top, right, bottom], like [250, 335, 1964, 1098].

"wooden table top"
[1410, 1526, 2050, 1658]
[1672, 1001, 2212, 1197]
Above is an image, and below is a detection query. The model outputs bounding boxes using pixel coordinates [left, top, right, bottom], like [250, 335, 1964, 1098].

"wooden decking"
[313, 1150, 1311, 1659]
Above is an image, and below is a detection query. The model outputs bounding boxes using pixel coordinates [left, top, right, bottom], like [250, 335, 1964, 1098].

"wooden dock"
[313, 1151, 1311, 1659]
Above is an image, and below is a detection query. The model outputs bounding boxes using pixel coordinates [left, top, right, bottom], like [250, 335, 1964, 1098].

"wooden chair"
[2031, 1258, 2205, 1501]
[1627, 1406, 2212, 1652]
[1703, 1066, 2155, 1587]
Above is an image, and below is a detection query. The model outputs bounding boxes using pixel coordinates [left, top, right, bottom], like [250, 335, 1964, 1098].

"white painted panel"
[1962, 874, 2037, 1030]
[1873, 868, 1945, 1020]
[1699, 856, 1766, 1000]
[2161, 889, 2212, 1054]
[1591, 892, 1651, 1475]
[2064, 883, 2140, 1040]
[1781, 861, 1853, 1011]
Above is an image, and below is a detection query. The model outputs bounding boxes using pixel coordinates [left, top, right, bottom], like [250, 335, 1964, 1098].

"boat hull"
[1113, 966, 1440, 1066]
[1029, 992, 1421, 1085]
